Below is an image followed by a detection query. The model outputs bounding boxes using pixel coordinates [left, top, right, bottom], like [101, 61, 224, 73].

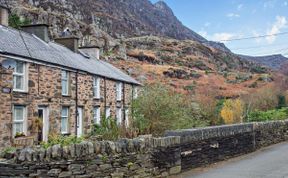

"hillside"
[240, 54, 288, 70]
[0, 0, 284, 99]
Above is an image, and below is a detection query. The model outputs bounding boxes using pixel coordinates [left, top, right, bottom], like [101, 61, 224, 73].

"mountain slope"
[240, 54, 288, 70]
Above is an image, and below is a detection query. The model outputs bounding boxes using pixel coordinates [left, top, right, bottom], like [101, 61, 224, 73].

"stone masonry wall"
[0, 66, 13, 148]
[0, 136, 181, 178]
[0, 55, 137, 148]
[165, 120, 288, 171]
[1, 121, 288, 177]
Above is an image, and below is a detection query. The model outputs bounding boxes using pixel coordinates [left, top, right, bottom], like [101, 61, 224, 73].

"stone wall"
[0, 136, 181, 178]
[165, 120, 288, 171]
[0, 55, 137, 148]
[1, 120, 288, 177]
[0, 66, 13, 148]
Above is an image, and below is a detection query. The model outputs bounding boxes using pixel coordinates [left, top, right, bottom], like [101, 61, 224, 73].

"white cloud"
[237, 4, 243, 10]
[263, 0, 276, 9]
[227, 13, 240, 19]
[211, 33, 236, 42]
[266, 16, 287, 43]
[204, 22, 211, 27]
[198, 30, 208, 38]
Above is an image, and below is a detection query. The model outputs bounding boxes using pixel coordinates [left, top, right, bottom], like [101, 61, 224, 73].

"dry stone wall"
[1, 121, 288, 177]
[0, 136, 181, 178]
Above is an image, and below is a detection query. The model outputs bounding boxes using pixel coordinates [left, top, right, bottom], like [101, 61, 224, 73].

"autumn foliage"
[220, 99, 244, 124]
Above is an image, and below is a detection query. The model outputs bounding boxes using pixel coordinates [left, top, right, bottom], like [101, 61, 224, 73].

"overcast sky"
[150, 0, 288, 57]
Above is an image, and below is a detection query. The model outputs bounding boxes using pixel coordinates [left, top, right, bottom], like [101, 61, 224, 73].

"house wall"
[0, 66, 13, 148]
[0, 55, 137, 148]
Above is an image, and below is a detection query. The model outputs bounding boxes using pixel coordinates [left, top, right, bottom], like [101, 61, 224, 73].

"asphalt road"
[175, 142, 288, 178]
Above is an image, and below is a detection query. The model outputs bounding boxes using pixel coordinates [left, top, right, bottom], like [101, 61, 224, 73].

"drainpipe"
[131, 85, 134, 120]
[123, 83, 126, 127]
[104, 77, 107, 118]
[75, 71, 79, 136]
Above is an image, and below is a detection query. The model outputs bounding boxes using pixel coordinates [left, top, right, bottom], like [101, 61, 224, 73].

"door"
[77, 107, 83, 137]
[38, 107, 49, 142]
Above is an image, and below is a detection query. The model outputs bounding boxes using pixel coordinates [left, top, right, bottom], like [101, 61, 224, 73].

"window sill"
[13, 90, 28, 94]
[62, 95, 71, 97]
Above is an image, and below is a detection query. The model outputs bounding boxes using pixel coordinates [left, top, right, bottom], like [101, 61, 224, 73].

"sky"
[150, 0, 288, 57]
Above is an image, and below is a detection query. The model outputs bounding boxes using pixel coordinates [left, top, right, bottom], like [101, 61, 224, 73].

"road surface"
[175, 142, 288, 178]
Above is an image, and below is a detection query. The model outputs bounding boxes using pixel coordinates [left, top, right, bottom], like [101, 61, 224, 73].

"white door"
[38, 107, 49, 142]
[77, 107, 83, 137]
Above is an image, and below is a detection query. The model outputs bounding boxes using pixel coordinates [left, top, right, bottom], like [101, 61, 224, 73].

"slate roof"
[0, 25, 140, 85]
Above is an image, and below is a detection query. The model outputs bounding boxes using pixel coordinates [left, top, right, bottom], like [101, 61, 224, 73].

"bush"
[247, 108, 288, 122]
[40, 134, 83, 149]
[89, 116, 138, 141]
[220, 99, 244, 124]
[132, 84, 208, 136]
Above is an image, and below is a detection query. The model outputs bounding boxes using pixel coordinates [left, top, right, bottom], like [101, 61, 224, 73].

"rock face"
[21, 0, 207, 41]
[240, 54, 288, 70]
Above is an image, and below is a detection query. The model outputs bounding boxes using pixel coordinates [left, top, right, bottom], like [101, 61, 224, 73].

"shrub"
[132, 84, 208, 136]
[40, 134, 83, 149]
[247, 108, 288, 122]
[9, 13, 31, 29]
[220, 99, 244, 124]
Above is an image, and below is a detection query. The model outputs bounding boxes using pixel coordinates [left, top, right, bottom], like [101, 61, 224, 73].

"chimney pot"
[0, 5, 9, 26]
[21, 24, 50, 42]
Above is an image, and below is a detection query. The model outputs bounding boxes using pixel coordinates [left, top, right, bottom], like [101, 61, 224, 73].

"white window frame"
[12, 105, 27, 137]
[116, 107, 122, 125]
[105, 107, 111, 119]
[13, 61, 28, 92]
[116, 82, 123, 101]
[125, 108, 129, 128]
[133, 86, 138, 99]
[93, 77, 101, 99]
[93, 106, 101, 125]
[61, 70, 69, 96]
[61, 107, 69, 134]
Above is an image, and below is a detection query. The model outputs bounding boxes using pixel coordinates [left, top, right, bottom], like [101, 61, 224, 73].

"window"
[116, 82, 123, 101]
[61, 107, 69, 134]
[105, 107, 111, 119]
[61, 70, 69, 96]
[125, 108, 129, 128]
[93, 77, 101, 99]
[93, 106, 101, 125]
[133, 86, 138, 99]
[116, 107, 122, 125]
[13, 61, 27, 92]
[13, 106, 26, 136]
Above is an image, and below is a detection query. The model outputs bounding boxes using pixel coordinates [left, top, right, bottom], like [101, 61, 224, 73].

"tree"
[132, 84, 208, 135]
[9, 13, 31, 29]
[220, 99, 244, 124]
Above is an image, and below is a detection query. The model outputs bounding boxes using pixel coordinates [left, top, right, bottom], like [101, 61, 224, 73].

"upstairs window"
[116, 82, 123, 101]
[93, 77, 101, 99]
[61, 70, 69, 96]
[13, 61, 27, 92]
[93, 106, 101, 125]
[13, 105, 27, 136]
[61, 107, 69, 134]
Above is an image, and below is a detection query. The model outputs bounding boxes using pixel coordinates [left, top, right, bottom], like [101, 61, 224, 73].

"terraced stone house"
[0, 5, 140, 149]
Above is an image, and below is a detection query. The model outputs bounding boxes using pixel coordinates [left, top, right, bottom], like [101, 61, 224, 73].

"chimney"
[0, 5, 9, 26]
[79, 46, 101, 60]
[21, 24, 50, 42]
[55, 36, 79, 52]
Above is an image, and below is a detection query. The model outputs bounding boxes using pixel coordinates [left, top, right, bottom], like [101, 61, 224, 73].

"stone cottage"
[0, 5, 140, 149]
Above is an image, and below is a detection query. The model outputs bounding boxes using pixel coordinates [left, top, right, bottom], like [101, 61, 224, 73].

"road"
[175, 142, 288, 178]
